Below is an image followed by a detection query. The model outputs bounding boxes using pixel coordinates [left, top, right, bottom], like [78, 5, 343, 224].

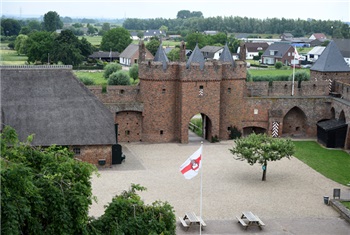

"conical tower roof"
[186, 44, 205, 70]
[311, 40, 350, 72]
[153, 44, 169, 70]
[219, 43, 235, 66]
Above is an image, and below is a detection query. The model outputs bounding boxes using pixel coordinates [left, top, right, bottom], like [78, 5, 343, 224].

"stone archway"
[188, 113, 213, 143]
[339, 110, 346, 123]
[242, 126, 266, 136]
[282, 106, 307, 137]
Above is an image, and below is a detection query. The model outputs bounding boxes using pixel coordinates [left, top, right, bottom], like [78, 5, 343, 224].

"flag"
[180, 146, 202, 179]
[294, 47, 301, 60]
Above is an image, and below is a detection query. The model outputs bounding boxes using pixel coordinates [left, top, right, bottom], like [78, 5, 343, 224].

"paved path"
[90, 135, 350, 234]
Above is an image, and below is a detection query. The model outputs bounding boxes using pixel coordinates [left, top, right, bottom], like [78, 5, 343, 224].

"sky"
[1, 0, 350, 22]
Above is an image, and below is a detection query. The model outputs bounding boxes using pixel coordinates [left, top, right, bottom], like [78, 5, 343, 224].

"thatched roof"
[1, 66, 116, 146]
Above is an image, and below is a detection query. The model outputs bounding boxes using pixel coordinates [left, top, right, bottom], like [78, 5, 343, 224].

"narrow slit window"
[199, 85, 204, 96]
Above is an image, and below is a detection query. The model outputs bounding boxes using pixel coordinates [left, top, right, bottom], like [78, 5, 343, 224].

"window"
[125, 130, 130, 135]
[73, 147, 81, 155]
[288, 52, 291, 56]
[162, 88, 166, 94]
[228, 88, 231, 93]
[160, 130, 164, 135]
[199, 85, 204, 96]
[120, 89, 125, 94]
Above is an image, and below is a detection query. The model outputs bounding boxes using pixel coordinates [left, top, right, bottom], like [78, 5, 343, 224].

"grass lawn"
[341, 201, 350, 210]
[293, 141, 350, 185]
[248, 68, 311, 77]
[0, 49, 28, 65]
[73, 70, 106, 85]
[79, 36, 103, 47]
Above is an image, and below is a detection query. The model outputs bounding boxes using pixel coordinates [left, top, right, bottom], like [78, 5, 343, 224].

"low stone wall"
[330, 200, 350, 224]
[88, 85, 140, 103]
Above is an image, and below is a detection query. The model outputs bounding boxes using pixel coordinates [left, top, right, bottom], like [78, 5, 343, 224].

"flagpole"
[199, 141, 203, 235]
[292, 46, 296, 96]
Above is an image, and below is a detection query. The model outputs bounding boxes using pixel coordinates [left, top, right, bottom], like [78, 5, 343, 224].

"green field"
[79, 36, 103, 46]
[0, 49, 28, 65]
[73, 70, 106, 85]
[293, 141, 350, 185]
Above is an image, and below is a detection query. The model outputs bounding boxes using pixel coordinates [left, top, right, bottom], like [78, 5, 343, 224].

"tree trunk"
[262, 162, 267, 181]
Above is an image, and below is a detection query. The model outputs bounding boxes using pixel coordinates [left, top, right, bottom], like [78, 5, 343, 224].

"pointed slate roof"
[153, 44, 169, 70]
[186, 44, 205, 69]
[219, 43, 235, 66]
[311, 41, 350, 72]
[1, 66, 116, 146]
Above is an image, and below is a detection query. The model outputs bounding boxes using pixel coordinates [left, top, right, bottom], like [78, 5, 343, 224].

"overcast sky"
[2, 0, 350, 22]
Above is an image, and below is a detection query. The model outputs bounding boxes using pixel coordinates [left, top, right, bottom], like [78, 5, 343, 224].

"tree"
[51, 30, 84, 65]
[177, 10, 191, 19]
[14, 34, 28, 55]
[186, 32, 207, 50]
[103, 63, 122, 79]
[289, 70, 310, 88]
[79, 37, 95, 58]
[167, 47, 180, 61]
[1, 126, 97, 234]
[1, 18, 21, 36]
[87, 25, 96, 35]
[26, 31, 55, 64]
[43, 11, 63, 32]
[129, 63, 139, 80]
[87, 184, 176, 234]
[229, 133, 295, 181]
[100, 27, 132, 52]
[108, 70, 131, 85]
[146, 37, 160, 56]
[275, 61, 283, 69]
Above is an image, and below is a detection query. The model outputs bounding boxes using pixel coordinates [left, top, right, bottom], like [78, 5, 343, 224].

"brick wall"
[72, 145, 112, 167]
[115, 111, 142, 142]
[89, 85, 140, 103]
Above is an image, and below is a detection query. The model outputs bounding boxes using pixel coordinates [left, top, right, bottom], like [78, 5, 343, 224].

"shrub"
[103, 63, 122, 79]
[288, 70, 309, 88]
[129, 64, 138, 80]
[274, 61, 283, 69]
[78, 76, 95, 85]
[108, 70, 131, 85]
[229, 126, 242, 139]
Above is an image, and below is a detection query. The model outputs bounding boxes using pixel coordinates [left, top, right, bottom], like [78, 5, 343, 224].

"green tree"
[51, 30, 84, 65]
[88, 184, 176, 234]
[79, 37, 95, 58]
[146, 37, 160, 56]
[1, 126, 97, 235]
[186, 32, 207, 50]
[87, 25, 96, 35]
[14, 34, 28, 55]
[160, 25, 168, 34]
[289, 70, 310, 88]
[177, 10, 191, 19]
[108, 70, 131, 85]
[167, 47, 180, 61]
[129, 63, 139, 80]
[26, 31, 55, 64]
[103, 63, 122, 79]
[43, 11, 63, 32]
[100, 27, 132, 52]
[229, 133, 295, 181]
[1, 18, 21, 36]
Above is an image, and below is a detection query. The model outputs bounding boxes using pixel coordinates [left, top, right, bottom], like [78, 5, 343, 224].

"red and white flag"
[180, 146, 202, 179]
[294, 47, 301, 60]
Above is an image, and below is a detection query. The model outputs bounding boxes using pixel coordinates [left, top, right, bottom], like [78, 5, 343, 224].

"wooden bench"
[179, 217, 189, 229]
[236, 216, 248, 228]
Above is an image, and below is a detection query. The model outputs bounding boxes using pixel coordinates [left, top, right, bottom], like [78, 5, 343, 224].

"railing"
[0, 65, 73, 69]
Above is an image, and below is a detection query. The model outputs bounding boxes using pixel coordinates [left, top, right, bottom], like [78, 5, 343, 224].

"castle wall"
[115, 111, 142, 142]
[89, 85, 140, 103]
[310, 71, 350, 84]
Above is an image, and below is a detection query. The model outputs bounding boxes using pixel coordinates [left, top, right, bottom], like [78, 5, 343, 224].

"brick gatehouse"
[90, 40, 350, 148]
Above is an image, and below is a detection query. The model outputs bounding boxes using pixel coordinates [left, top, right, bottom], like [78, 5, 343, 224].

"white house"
[237, 42, 269, 60]
[200, 46, 223, 60]
[307, 46, 325, 62]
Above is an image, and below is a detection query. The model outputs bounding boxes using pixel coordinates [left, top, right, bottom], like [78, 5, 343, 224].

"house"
[309, 33, 327, 40]
[261, 43, 296, 65]
[236, 42, 269, 60]
[89, 51, 120, 62]
[280, 33, 293, 40]
[119, 43, 154, 66]
[307, 46, 325, 63]
[1, 65, 117, 167]
[203, 30, 218, 35]
[333, 39, 350, 67]
[200, 45, 224, 60]
[143, 29, 166, 40]
[130, 31, 140, 40]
